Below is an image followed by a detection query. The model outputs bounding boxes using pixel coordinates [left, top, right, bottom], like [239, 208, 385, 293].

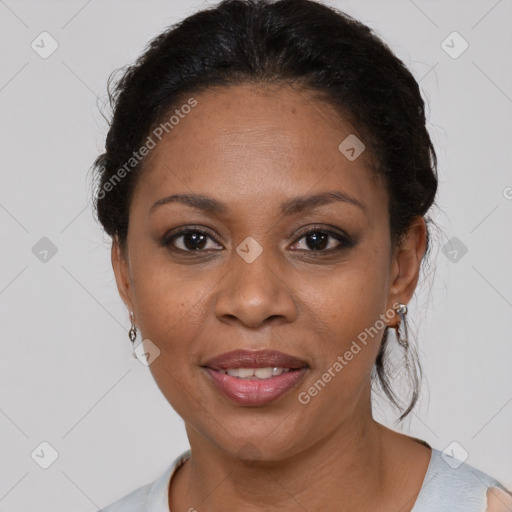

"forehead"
[133, 83, 384, 214]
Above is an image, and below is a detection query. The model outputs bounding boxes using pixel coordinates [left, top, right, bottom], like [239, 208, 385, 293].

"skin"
[486, 487, 512, 511]
[112, 83, 431, 511]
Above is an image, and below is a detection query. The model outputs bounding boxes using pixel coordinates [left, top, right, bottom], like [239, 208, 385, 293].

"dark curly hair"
[91, 0, 438, 421]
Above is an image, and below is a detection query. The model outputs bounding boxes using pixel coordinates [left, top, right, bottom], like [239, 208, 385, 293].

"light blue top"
[98, 447, 510, 511]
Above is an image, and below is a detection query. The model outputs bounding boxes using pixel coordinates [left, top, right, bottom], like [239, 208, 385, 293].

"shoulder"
[413, 448, 511, 512]
[97, 449, 192, 512]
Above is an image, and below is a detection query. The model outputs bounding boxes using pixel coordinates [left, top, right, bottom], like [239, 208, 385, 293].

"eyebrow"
[149, 191, 365, 216]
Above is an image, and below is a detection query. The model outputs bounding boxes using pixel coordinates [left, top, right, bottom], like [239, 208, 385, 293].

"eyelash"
[160, 225, 355, 255]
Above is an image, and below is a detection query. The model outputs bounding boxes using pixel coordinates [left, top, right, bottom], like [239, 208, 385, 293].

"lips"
[202, 349, 309, 371]
[201, 349, 309, 406]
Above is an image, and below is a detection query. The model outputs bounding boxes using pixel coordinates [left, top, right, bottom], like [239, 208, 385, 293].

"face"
[112, 83, 426, 461]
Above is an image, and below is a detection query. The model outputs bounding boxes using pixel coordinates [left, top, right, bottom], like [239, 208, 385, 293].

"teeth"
[254, 367, 273, 379]
[221, 367, 292, 379]
[238, 368, 255, 378]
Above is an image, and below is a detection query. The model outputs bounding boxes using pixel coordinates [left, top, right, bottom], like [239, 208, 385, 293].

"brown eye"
[292, 228, 354, 253]
[162, 229, 223, 252]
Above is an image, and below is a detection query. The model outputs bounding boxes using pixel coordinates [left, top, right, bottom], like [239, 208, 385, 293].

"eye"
[162, 228, 223, 252]
[161, 225, 354, 254]
[291, 227, 354, 253]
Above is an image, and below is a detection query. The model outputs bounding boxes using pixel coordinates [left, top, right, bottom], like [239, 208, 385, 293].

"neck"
[171, 413, 390, 511]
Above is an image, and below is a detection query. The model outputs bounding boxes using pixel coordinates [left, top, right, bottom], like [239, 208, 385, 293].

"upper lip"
[202, 349, 309, 371]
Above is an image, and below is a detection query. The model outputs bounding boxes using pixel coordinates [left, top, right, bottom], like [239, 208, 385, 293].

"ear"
[386, 217, 427, 319]
[111, 236, 135, 313]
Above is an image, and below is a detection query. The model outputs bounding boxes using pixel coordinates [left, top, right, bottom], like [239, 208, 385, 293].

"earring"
[393, 303, 409, 350]
[128, 311, 138, 359]
[128, 311, 137, 341]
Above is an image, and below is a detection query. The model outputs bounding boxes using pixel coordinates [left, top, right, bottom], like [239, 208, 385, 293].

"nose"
[214, 244, 298, 329]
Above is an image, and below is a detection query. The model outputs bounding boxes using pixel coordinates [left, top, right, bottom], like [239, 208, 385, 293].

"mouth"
[213, 367, 300, 379]
[201, 349, 309, 406]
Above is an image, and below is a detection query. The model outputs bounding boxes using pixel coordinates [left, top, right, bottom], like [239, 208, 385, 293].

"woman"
[93, 0, 511, 510]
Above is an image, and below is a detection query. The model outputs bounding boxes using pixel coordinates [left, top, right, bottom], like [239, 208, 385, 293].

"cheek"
[132, 259, 210, 414]
[295, 256, 389, 392]
[302, 254, 390, 340]
[128, 270, 211, 399]
[130, 249, 211, 333]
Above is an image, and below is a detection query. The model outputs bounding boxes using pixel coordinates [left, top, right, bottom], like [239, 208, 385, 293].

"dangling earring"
[393, 303, 409, 350]
[128, 311, 138, 359]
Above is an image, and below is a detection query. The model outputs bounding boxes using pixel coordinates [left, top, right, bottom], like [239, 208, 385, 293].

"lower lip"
[202, 367, 308, 406]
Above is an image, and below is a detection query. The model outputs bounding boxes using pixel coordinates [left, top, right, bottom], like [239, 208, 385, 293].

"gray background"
[0, 0, 511, 510]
